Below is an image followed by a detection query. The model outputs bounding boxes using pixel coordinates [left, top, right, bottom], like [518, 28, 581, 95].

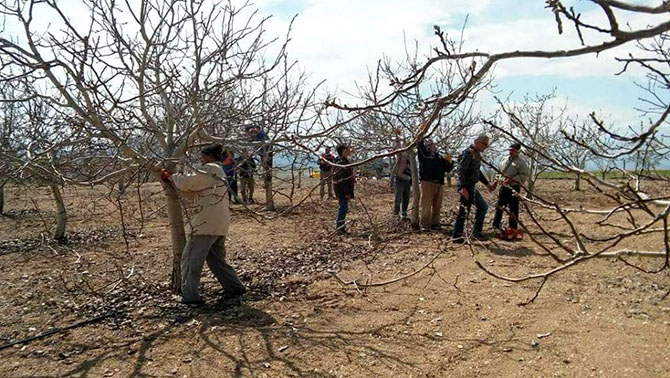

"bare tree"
[321, 0, 670, 293]
[490, 92, 569, 195]
[0, 0, 302, 291]
[0, 81, 19, 215]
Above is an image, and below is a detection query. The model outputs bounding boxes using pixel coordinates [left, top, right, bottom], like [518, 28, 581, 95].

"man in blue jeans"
[452, 135, 496, 243]
[333, 144, 355, 234]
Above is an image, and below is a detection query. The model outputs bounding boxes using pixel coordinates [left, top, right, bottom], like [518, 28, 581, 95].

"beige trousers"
[420, 181, 443, 228]
[240, 177, 255, 202]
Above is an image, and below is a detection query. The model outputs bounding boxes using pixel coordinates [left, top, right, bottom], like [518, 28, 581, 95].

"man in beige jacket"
[168, 144, 246, 305]
[492, 142, 529, 239]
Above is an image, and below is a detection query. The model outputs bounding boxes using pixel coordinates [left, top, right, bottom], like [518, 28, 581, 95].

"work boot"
[180, 297, 205, 306]
[219, 288, 245, 306]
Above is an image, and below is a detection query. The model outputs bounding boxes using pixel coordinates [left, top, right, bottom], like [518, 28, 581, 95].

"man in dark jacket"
[333, 144, 355, 234]
[418, 138, 453, 230]
[391, 150, 413, 221]
[452, 135, 496, 242]
[245, 123, 273, 192]
[318, 146, 336, 199]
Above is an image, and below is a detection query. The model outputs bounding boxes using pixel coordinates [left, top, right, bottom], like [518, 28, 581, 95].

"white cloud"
[254, 0, 667, 128]
[261, 0, 493, 95]
[4, 0, 661, 127]
[260, 1, 667, 93]
[457, 7, 667, 79]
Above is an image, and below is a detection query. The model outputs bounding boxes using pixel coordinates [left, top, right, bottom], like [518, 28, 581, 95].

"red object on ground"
[501, 227, 523, 241]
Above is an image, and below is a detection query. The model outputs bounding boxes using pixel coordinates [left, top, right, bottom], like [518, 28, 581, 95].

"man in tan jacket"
[168, 144, 246, 305]
[492, 142, 529, 240]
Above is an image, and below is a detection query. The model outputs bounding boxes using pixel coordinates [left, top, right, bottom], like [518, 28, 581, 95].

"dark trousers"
[492, 185, 520, 229]
[336, 196, 349, 231]
[393, 177, 410, 217]
[226, 175, 238, 201]
[452, 185, 488, 238]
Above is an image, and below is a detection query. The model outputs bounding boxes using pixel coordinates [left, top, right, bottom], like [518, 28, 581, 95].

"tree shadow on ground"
[9, 295, 532, 378]
[193, 305, 426, 377]
[51, 304, 429, 377]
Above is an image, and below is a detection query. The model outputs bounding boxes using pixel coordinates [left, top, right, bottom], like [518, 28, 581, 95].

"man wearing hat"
[492, 142, 529, 240]
[163, 144, 246, 305]
[452, 134, 495, 243]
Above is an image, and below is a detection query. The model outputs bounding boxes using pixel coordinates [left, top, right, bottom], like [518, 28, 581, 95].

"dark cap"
[510, 142, 521, 151]
[201, 144, 223, 160]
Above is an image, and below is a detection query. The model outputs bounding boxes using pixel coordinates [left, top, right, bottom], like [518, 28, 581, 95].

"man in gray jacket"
[492, 142, 529, 239]
[452, 135, 495, 243]
[165, 144, 246, 305]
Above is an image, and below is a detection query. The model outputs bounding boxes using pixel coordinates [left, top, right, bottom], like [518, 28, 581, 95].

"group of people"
[417, 134, 529, 243]
[215, 124, 272, 205]
[318, 134, 530, 243]
[160, 131, 528, 305]
[221, 148, 257, 204]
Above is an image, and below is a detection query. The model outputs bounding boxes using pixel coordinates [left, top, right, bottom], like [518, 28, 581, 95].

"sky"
[253, 0, 667, 127]
[2, 0, 666, 168]
[2, 0, 665, 126]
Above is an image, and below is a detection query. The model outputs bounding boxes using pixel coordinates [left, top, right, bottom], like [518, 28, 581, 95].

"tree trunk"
[389, 156, 396, 191]
[527, 160, 537, 200]
[527, 178, 535, 200]
[408, 149, 420, 229]
[50, 182, 67, 242]
[263, 153, 274, 210]
[574, 172, 581, 191]
[164, 183, 187, 293]
[0, 182, 4, 215]
[446, 172, 452, 187]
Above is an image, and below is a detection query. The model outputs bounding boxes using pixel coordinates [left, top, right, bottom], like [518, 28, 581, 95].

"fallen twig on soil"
[518, 277, 548, 306]
[0, 312, 118, 351]
[331, 249, 445, 290]
[453, 273, 463, 293]
[104, 266, 136, 295]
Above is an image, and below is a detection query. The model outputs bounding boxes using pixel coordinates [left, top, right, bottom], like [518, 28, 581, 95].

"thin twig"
[332, 249, 445, 289]
[0, 312, 117, 351]
[518, 277, 548, 306]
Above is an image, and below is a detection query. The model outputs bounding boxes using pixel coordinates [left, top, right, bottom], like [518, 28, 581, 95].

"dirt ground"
[1, 177, 669, 377]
